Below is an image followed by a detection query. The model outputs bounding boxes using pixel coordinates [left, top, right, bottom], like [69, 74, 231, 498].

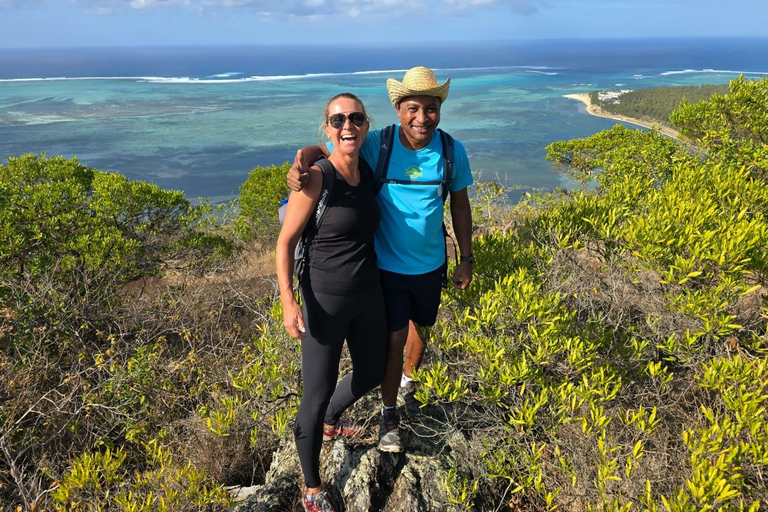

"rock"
[230, 403, 478, 512]
[226, 485, 260, 503]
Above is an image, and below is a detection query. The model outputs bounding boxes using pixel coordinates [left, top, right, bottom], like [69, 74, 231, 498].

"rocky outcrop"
[230, 400, 479, 512]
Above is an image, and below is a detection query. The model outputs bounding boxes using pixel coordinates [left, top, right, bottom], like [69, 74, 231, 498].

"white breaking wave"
[208, 72, 244, 78]
[0, 65, 558, 84]
[0, 76, 169, 83]
[660, 68, 768, 76]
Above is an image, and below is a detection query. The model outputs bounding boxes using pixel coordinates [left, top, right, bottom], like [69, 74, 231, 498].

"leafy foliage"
[414, 75, 768, 510]
[672, 75, 768, 181]
[0, 154, 233, 337]
[235, 161, 291, 242]
[546, 124, 687, 187]
[0, 154, 237, 511]
[671, 75, 768, 147]
[4, 77, 768, 511]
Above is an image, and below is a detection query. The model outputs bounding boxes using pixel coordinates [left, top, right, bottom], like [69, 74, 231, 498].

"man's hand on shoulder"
[287, 145, 329, 192]
[287, 149, 310, 192]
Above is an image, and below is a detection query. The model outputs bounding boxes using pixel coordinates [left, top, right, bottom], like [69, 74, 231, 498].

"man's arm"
[287, 145, 330, 191]
[449, 187, 473, 290]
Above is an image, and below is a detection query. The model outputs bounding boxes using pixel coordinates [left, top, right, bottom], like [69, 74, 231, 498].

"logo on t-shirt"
[405, 166, 422, 179]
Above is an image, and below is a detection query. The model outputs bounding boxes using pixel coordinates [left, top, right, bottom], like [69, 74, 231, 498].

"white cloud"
[3, 0, 546, 18]
[85, 5, 115, 13]
[129, 0, 195, 8]
[129, 0, 157, 8]
[0, 0, 45, 6]
[444, 0, 538, 14]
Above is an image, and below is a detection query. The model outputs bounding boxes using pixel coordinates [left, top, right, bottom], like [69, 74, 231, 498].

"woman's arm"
[276, 167, 323, 339]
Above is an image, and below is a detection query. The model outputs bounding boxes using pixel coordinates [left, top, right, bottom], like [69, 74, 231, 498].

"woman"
[276, 93, 386, 512]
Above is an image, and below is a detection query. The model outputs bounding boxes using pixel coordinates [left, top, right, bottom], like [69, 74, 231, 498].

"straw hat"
[386, 66, 451, 107]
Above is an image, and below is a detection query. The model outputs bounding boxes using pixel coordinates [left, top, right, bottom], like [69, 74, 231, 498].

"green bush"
[5, 78, 768, 511]
[413, 75, 768, 511]
[50, 442, 232, 511]
[236, 161, 291, 242]
[0, 154, 236, 510]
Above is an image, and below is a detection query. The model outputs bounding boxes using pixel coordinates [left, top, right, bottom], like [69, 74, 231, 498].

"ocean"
[1, 38, 767, 204]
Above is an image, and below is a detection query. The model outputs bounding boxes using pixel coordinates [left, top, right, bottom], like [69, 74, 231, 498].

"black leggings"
[294, 283, 387, 488]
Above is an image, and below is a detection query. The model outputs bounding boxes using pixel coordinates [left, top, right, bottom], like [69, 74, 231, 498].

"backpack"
[373, 124, 457, 287]
[278, 157, 336, 284]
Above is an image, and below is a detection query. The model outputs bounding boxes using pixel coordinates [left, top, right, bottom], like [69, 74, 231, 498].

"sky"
[0, 0, 766, 48]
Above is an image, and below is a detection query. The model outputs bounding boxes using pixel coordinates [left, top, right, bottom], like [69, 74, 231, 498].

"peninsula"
[564, 92, 680, 139]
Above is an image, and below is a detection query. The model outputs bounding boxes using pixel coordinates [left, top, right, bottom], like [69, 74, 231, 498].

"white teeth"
[341, 135, 356, 141]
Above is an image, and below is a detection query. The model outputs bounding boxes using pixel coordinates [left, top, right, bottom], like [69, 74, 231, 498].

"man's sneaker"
[378, 407, 403, 453]
[302, 489, 337, 512]
[323, 419, 364, 442]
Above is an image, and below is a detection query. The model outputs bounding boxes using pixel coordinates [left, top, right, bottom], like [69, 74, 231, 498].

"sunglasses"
[328, 111, 366, 129]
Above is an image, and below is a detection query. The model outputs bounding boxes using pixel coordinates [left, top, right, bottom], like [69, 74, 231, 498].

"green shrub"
[6, 77, 768, 511]
[412, 75, 768, 511]
[0, 153, 232, 339]
[236, 162, 291, 242]
[50, 441, 232, 511]
[0, 154, 235, 510]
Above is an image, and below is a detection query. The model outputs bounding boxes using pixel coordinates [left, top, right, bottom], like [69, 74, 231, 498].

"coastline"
[564, 93, 680, 139]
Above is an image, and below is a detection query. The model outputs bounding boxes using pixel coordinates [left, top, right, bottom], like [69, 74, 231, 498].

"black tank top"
[304, 159, 381, 295]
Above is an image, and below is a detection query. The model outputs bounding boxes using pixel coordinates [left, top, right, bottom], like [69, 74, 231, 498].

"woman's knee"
[299, 388, 334, 418]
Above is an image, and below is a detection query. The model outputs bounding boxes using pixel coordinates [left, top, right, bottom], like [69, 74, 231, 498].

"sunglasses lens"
[329, 113, 345, 128]
[328, 112, 366, 128]
[349, 112, 366, 126]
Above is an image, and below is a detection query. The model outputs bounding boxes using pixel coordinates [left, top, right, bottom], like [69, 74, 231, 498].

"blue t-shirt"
[328, 124, 472, 275]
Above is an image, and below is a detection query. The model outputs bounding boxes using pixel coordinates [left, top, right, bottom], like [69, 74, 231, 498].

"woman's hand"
[282, 298, 306, 340]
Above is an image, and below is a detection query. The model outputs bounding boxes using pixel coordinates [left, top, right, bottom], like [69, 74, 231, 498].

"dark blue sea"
[1, 38, 767, 202]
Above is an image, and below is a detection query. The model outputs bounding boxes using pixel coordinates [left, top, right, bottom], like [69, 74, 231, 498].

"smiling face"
[396, 95, 441, 150]
[324, 96, 369, 156]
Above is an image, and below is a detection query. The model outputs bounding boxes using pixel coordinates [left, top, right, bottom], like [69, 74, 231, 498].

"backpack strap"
[373, 124, 396, 195]
[437, 130, 456, 287]
[309, 158, 336, 230]
[294, 157, 336, 283]
[438, 128, 454, 203]
[375, 125, 455, 204]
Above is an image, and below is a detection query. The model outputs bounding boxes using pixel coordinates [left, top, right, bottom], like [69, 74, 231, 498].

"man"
[287, 66, 473, 453]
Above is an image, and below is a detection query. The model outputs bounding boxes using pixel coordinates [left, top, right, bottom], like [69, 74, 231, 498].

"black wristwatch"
[459, 254, 474, 264]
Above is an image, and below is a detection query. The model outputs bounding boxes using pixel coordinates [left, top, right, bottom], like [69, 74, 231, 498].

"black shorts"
[380, 266, 443, 333]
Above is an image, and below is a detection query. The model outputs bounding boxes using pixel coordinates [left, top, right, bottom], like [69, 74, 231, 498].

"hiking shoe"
[378, 408, 403, 453]
[397, 379, 417, 405]
[398, 379, 423, 418]
[323, 419, 364, 442]
[302, 489, 337, 512]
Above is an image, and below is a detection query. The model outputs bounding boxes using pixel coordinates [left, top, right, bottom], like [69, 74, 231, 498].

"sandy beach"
[564, 93, 679, 139]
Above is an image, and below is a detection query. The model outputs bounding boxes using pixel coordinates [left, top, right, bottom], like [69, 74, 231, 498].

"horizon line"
[3, 35, 768, 51]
